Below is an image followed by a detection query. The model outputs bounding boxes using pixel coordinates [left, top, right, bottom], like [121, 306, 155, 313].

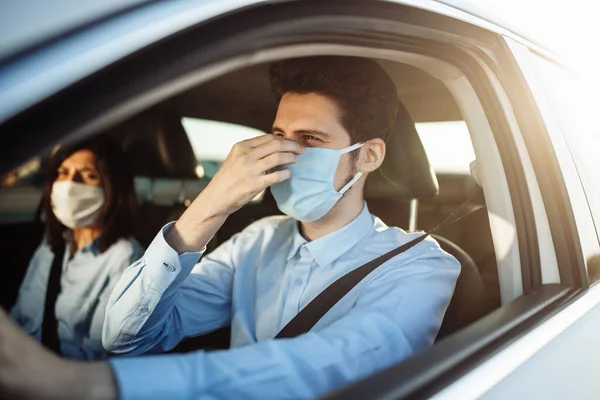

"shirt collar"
[82, 237, 101, 256]
[62, 230, 101, 257]
[287, 202, 374, 268]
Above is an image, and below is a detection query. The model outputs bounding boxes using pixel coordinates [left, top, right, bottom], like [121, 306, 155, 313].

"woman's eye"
[57, 169, 68, 177]
[82, 172, 100, 181]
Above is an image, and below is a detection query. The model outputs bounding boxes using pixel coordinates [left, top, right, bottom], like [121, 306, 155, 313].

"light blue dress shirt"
[103, 204, 459, 399]
[11, 236, 143, 360]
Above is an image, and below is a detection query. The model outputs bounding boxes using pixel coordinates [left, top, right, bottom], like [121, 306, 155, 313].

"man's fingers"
[252, 137, 302, 160]
[230, 135, 275, 157]
[261, 168, 290, 186]
[241, 134, 278, 148]
[234, 135, 303, 161]
[258, 152, 298, 173]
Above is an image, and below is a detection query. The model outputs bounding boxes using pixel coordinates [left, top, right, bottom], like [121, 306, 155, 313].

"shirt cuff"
[109, 352, 203, 400]
[144, 222, 203, 291]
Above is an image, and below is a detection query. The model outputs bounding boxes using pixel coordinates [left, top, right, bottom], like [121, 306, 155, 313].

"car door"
[328, 3, 600, 399]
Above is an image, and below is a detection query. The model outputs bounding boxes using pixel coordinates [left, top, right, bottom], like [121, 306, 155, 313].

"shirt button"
[294, 278, 304, 286]
[163, 263, 176, 272]
[140, 306, 150, 314]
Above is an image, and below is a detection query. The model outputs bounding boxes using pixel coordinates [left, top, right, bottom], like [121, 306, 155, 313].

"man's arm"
[0, 248, 457, 400]
[102, 225, 239, 354]
[103, 135, 303, 354]
[0, 307, 117, 400]
[109, 251, 459, 399]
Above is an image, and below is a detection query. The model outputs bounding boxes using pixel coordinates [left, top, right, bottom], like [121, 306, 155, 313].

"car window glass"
[415, 121, 475, 174]
[181, 117, 265, 165]
[0, 156, 42, 188]
[0, 156, 44, 224]
[181, 117, 266, 202]
[530, 55, 600, 239]
[182, 118, 477, 175]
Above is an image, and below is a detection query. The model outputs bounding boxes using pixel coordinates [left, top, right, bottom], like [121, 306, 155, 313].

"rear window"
[181, 117, 265, 163]
[0, 156, 42, 188]
[181, 117, 267, 201]
[182, 117, 476, 176]
[415, 121, 475, 175]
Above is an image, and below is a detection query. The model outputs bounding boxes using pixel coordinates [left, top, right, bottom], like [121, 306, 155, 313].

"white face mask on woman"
[51, 181, 105, 229]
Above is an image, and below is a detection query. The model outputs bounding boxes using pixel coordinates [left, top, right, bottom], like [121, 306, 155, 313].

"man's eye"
[273, 133, 284, 138]
[57, 169, 68, 177]
[304, 135, 322, 142]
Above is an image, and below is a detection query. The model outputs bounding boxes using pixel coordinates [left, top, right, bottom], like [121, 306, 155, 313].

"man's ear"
[359, 139, 386, 173]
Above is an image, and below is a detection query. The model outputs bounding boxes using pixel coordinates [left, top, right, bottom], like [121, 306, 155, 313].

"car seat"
[111, 110, 200, 248]
[365, 101, 489, 339]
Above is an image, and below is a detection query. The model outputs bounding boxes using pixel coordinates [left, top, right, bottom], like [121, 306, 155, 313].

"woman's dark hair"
[269, 56, 399, 144]
[43, 136, 137, 253]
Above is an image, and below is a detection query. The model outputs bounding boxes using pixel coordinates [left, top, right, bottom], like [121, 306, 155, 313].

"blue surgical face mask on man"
[270, 142, 365, 222]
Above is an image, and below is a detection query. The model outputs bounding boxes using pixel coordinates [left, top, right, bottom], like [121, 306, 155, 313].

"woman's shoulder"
[28, 235, 54, 265]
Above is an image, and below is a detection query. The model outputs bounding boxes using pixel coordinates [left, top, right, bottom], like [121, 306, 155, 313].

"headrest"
[365, 101, 438, 199]
[114, 110, 198, 179]
[469, 160, 482, 187]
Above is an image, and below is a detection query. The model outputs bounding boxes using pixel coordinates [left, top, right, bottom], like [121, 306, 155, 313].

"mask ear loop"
[339, 172, 363, 194]
[338, 142, 366, 194]
[340, 142, 366, 154]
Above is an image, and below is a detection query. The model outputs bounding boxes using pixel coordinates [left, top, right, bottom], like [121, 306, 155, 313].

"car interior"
[0, 57, 500, 350]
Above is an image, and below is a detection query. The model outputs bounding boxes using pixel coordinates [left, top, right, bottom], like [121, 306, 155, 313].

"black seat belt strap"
[41, 245, 65, 355]
[275, 188, 483, 339]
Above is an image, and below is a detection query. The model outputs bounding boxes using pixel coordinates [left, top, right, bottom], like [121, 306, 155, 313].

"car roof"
[0, 0, 557, 64]
[0, 0, 564, 127]
[0, 0, 154, 62]
[436, 0, 561, 56]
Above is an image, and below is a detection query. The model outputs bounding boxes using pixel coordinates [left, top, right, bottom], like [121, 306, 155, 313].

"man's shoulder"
[369, 217, 457, 263]
[360, 222, 460, 289]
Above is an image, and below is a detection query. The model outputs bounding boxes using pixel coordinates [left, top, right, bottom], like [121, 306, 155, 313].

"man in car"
[0, 56, 459, 400]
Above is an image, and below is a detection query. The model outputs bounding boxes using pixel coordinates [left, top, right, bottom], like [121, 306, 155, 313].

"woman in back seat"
[10, 136, 143, 360]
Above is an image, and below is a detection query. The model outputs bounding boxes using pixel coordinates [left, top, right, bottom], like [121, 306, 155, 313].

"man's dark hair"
[269, 56, 399, 144]
[43, 136, 137, 253]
